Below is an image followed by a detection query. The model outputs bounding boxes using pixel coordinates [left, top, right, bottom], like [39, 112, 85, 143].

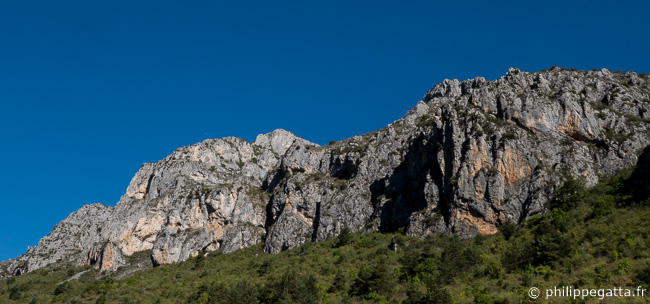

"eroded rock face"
[2, 68, 649, 277]
[0, 204, 113, 276]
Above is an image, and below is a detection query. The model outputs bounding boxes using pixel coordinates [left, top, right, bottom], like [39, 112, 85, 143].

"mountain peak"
[2, 68, 649, 278]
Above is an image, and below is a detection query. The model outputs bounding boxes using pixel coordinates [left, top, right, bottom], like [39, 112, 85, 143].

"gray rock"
[2, 68, 649, 277]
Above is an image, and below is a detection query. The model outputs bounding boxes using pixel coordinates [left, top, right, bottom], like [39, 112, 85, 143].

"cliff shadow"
[627, 144, 650, 202]
[370, 129, 450, 232]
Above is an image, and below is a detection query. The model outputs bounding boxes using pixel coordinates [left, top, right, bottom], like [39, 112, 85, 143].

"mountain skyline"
[2, 0, 650, 261]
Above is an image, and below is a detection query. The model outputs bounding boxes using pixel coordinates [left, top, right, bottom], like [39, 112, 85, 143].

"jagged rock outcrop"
[2, 67, 649, 277]
[0, 204, 114, 276]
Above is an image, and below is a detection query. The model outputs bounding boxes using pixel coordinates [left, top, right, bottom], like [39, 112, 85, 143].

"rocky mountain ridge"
[2, 67, 649, 277]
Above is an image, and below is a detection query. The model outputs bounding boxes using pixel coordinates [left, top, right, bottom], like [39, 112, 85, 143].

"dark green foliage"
[498, 221, 517, 240]
[605, 127, 633, 142]
[416, 115, 434, 128]
[592, 194, 615, 217]
[486, 167, 499, 175]
[95, 294, 107, 304]
[264, 269, 319, 303]
[590, 101, 608, 111]
[449, 175, 458, 187]
[258, 259, 272, 276]
[485, 115, 506, 126]
[636, 264, 650, 286]
[126, 276, 137, 287]
[352, 257, 396, 297]
[423, 212, 441, 226]
[531, 217, 572, 266]
[329, 270, 350, 293]
[53, 281, 70, 295]
[548, 208, 572, 233]
[484, 261, 504, 279]
[469, 285, 492, 304]
[336, 226, 353, 248]
[220, 280, 260, 304]
[8, 286, 21, 300]
[502, 130, 517, 140]
[413, 257, 439, 285]
[501, 230, 535, 271]
[548, 177, 586, 211]
[404, 280, 451, 304]
[438, 236, 480, 283]
[400, 233, 480, 288]
[593, 265, 610, 286]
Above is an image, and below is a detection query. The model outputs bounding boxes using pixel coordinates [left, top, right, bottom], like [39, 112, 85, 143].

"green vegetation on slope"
[1, 168, 650, 303]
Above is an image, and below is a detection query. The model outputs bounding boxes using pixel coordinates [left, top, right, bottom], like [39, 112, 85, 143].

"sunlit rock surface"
[2, 68, 649, 277]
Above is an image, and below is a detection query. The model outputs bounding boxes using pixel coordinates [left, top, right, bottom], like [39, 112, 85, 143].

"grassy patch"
[416, 115, 434, 128]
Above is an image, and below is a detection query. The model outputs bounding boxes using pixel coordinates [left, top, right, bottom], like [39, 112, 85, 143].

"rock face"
[2, 67, 649, 277]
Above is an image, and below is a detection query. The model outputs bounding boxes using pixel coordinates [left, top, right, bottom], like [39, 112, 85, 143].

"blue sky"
[1, 0, 648, 261]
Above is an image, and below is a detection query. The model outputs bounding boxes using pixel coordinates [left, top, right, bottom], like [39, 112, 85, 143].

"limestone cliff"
[2, 67, 649, 277]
